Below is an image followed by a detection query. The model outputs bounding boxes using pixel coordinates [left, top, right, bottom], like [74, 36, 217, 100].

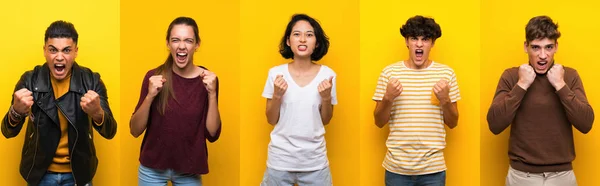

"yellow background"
[2, 0, 599, 185]
[119, 0, 240, 186]
[239, 0, 360, 185]
[480, 0, 600, 185]
[359, 0, 481, 185]
[0, 0, 121, 185]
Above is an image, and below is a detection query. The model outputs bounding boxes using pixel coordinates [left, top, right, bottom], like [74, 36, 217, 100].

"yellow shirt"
[373, 61, 461, 175]
[48, 75, 72, 173]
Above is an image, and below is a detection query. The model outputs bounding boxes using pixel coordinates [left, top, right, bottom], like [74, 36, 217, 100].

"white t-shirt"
[262, 63, 338, 171]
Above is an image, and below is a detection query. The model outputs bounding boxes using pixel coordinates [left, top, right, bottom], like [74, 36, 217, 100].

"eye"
[63, 48, 71, 54]
[185, 39, 194, 44]
[410, 37, 418, 41]
[293, 33, 300, 36]
[171, 39, 179, 43]
[545, 45, 554, 50]
[307, 33, 314, 37]
[49, 48, 58, 53]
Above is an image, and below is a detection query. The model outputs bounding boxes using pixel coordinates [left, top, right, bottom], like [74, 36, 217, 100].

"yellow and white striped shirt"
[373, 61, 461, 175]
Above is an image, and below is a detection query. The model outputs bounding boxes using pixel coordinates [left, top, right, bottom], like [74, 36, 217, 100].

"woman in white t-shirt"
[260, 14, 337, 186]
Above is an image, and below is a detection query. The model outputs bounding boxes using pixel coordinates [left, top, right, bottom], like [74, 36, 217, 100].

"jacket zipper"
[57, 104, 79, 185]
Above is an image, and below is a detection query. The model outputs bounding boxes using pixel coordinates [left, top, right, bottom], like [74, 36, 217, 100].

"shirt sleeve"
[262, 68, 275, 99]
[330, 72, 338, 105]
[449, 70, 461, 103]
[372, 68, 389, 101]
[133, 71, 152, 114]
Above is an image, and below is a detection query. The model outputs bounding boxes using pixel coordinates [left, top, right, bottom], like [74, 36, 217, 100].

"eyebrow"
[48, 45, 72, 51]
[530, 44, 555, 47]
[292, 30, 314, 33]
[170, 37, 195, 41]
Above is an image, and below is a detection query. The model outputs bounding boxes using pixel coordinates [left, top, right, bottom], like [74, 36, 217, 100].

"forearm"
[557, 86, 595, 133]
[441, 101, 458, 129]
[206, 94, 221, 137]
[266, 98, 282, 125]
[319, 98, 333, 125]
[487, 85, 525, 134]
[2, 112, 24, 138]
[374, 97, 394, 128]
[129, 96, 154, 137]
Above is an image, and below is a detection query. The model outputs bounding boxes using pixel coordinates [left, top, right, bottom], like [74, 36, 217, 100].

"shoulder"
[268, 64, 287, 74]
[430, 61, 455, 73]
[319, 64, 336, 76]
[74, 63, 102, 82]
[144, 69, 158, 79]
[564, 66, 582, 81]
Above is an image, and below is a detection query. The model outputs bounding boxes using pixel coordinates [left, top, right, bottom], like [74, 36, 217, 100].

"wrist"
[554, 81, 566, 91]
[439, 98, 452, 106]
[209, 92, 218, 99]
[517, 81, 530, 90]
[382, 95, 395, 103]
[9, 105, 26, 122]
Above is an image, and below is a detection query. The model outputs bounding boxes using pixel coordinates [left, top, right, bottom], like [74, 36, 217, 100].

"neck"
[290, 58, 313, 71]
[404, 58, 431, 70]
[172, 61, 197, 78]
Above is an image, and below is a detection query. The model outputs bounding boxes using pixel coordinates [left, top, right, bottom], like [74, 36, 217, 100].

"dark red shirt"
[134, 67, 221, 174]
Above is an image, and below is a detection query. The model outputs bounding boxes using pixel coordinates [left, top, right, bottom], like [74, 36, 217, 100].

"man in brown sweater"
[487, 16, 594, 186]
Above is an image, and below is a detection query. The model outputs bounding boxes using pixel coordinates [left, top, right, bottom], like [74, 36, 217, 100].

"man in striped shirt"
[373, 15, 461, 186]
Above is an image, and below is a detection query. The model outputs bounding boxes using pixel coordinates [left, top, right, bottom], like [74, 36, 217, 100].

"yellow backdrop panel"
[0, 0, 121, 186]
[120, 0, 240, 185]
[360, 0, 481, 185]
[240, 0, 360, 185]
[480, 0, 600, 185]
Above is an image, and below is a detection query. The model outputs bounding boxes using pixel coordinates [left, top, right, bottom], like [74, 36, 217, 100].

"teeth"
[177, 53, 187, 57]
[55, 64, 65, 67]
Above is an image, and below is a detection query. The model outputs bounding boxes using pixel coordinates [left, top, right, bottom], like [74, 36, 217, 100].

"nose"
[416, 39, 424, 47]
[300, 34, 306, 43]
[178, 42, 186, 50]
[539, 49, 548, 60]
[55, 53, 64, 62]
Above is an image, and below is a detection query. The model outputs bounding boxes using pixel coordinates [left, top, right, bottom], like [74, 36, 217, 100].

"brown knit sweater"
[487, 66, 594, 173]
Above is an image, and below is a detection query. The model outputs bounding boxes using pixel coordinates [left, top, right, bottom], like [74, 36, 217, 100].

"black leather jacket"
[1, 62, 117, 185]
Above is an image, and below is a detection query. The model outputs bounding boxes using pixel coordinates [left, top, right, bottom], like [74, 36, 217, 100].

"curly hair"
[400, 15, 441, 42]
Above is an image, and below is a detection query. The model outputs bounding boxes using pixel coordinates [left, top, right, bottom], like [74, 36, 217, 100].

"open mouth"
[536, 61, 548, 70]
[55, 63, 66, 73]
[176, 52, 188, 62]
[415, 49, 424, 58]
[298, 45, 307, 51]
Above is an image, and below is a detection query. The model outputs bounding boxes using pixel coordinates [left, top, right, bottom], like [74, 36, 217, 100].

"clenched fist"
[318, 76, 334, 101]
[201, 70, 218, 96]
[273, 74, 287, 100]
[433, 79, 450, 105]
[147, 75, 166, 99]
[517, 64, 536, 90]
[13, 88, 34, 115]
[80, 90, 104, 122]
[384, 78, 403, 102]
[547, 64, 566, 91]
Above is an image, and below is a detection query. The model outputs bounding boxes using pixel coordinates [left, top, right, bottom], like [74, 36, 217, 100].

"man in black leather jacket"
[1, 20, 117, 186]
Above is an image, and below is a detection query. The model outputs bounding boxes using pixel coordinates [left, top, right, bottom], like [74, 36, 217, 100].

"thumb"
[328, 76, 334, 83]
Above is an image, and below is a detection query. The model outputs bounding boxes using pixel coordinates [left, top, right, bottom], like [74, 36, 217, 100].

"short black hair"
[279, 14, 329, 61]
[44, 20, 78, 44]
[400, 15, 442, 42]
[525, 16, 560, 43]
